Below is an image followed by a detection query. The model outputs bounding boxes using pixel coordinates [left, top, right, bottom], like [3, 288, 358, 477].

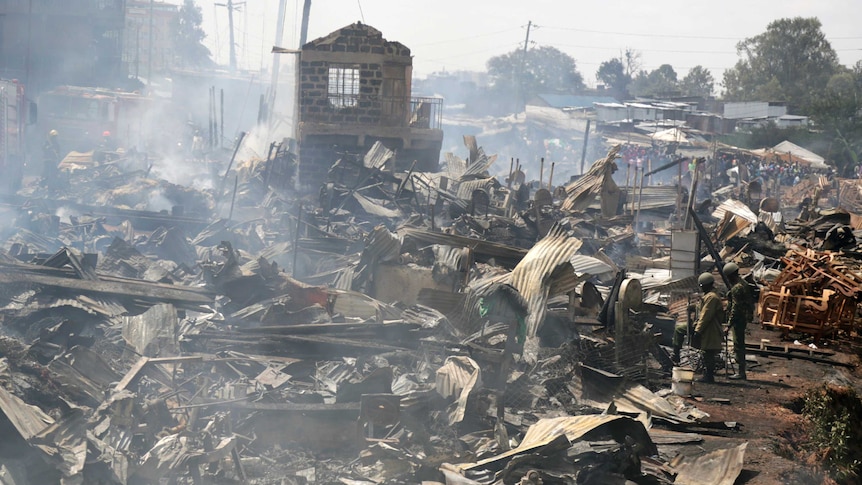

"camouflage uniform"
[727, 280, 754, 377]
[694, 289, 725, 381]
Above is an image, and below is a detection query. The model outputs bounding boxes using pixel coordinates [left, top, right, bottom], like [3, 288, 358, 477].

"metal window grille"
[327, 65, 360, 108]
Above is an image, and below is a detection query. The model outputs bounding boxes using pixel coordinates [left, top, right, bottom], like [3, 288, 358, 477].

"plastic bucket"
[672, 366, 694, 382]
[672, 379, 692, 396]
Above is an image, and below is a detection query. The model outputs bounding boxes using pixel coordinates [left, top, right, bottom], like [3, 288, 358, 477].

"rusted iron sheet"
[510, 224, 582, 337]
[561, 145, 620, 212]
[673, 443, 747, 485]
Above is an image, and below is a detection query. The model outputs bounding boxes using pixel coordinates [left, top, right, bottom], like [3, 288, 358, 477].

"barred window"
[327, 65, 360, 108]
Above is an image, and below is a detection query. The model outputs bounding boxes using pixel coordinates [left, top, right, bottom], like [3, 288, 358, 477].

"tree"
[629, 64, 679, 97]
[807, 68, 862, 176]
[487, 45, 585, 112]
[722, 17, 839, 111]
[596, 58, 629, 99]
[172, 0, 213, 69]
[680, 65, 714, 97]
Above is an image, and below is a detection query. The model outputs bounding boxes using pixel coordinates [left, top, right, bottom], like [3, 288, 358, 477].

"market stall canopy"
[754, 141, 828, 169]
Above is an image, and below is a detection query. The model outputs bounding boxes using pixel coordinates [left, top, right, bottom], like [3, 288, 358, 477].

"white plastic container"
[672, 379, 693, 396]
[672, 366, 694, 382]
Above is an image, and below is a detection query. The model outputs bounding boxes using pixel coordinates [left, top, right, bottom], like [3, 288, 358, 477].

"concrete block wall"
[299, 23, 411, 126]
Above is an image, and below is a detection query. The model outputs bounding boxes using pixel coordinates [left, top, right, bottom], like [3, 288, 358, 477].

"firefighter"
[100, 130, 116, 151]
[42, 129, 62, 188]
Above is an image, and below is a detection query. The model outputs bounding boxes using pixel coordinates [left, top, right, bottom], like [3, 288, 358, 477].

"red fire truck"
[0, 78, 36, 193]
[37, 85, 155, 152]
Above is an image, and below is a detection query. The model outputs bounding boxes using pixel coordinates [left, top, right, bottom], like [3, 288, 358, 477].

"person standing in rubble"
[693, 272, 724, 383]
[671, 304, 697, 365]
[42, 129, 62, 189]
[724, 262, 754, 380]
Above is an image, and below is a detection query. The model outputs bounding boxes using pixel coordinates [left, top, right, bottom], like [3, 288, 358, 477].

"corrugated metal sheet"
[569, 255, 614, 278]
[457, 414, 654, 472]
[0, 385, 54, 440]
[399, 228, 527, 268]
[455, 177, 498, 200]
[562, 145, 620, 211]
[353, 193, 402, 218]
[461, 152, 498, 180]
[363, 226, 403, 264]
[713, 199, 758, 241]
[435, 356, 482, 425]
[511, 224, 583, 337]
[363, 141, 394, 169]
[673, 443, 747, 485]
[622, 185, 679, 211]
[711, 199, 757, 224]
[445, 152, 468, 180]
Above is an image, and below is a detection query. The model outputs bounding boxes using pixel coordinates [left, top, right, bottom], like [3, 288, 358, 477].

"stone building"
[297, 22, 443, 188]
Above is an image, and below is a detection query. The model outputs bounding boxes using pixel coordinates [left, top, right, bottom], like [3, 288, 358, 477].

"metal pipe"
[548, 162, 555, 190]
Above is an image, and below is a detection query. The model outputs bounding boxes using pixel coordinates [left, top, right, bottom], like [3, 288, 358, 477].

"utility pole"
[268, 0, 288, 120]
[227, 0, 236, 71]
[215, 0, 245, 72]
[299, 0, 313, 46]
[147, 0, 154, 83]
[516, 20, 532, 117]
[135, 24, 140, 79]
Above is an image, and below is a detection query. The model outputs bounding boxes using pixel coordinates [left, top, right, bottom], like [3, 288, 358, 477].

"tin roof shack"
[297, 23, 443, 188]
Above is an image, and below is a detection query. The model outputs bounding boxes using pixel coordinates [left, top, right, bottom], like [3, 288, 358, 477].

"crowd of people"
[713, 151, 829, 187]
[616, 143, 832, 189]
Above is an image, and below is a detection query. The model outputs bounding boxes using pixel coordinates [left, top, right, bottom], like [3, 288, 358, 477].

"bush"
[802, 385, 862, 483]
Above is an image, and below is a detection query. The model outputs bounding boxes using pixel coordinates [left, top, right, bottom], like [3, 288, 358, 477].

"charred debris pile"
[0, 138, 856, 484]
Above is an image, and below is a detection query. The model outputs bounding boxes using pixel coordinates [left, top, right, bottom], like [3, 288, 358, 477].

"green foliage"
[722, 17, 840, 111]
[595, 50, 641, 100]
[596, 58, 629, 99]
[487, 45, 585, 111]
[172, 0, 213, 69]
[802, 385, 862, 483]
[629, 64, 679, 97]
[680, 66, 714, 97]
[807, 66, 862, 176]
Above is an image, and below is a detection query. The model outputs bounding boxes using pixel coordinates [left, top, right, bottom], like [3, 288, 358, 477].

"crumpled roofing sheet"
[511, 224, 582, 337]
[561, 145, 620, 211]
[453, 414, 655, 473]
[673, 442, 747, 485]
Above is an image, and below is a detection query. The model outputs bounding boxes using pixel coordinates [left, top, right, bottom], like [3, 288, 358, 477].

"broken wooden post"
[540, 158, 545, 190]
[293, 202, 302, 276]
[228, 175, 239, 221]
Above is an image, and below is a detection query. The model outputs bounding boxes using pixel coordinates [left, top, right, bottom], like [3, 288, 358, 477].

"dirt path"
[670, 325, 861, 484]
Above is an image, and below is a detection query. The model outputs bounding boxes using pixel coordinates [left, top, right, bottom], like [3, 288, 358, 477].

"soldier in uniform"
[693, 272, 725, 383]
[724, 262, 754, 380]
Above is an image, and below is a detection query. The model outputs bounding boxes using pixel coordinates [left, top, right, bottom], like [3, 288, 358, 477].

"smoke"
[54, 206, 81, 225]
[148, 155, 215, 191]
[146, 188, 174, 213]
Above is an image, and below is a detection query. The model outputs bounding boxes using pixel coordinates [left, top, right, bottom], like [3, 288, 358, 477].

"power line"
[420, 43, 522, 63]
[541, 24, 862, 41]
[357, 0, 365, 23]
[411, 27, 522, 47]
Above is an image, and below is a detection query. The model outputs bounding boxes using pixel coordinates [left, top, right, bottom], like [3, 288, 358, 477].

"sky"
[186, 0, 862, 87]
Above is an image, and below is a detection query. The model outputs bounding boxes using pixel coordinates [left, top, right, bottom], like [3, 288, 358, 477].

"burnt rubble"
[0, 137, 857, 484]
